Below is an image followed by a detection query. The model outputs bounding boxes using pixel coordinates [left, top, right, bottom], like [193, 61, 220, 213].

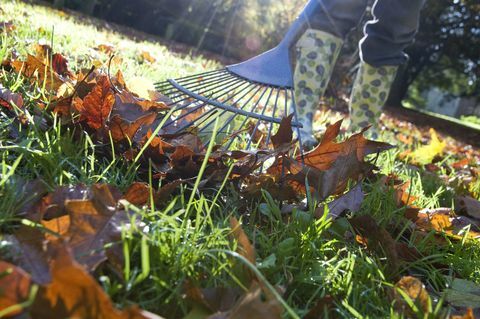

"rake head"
[154, 0, 327, 154]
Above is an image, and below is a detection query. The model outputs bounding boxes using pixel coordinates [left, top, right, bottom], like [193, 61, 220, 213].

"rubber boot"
[294, 29, 343, 149]
[349, 63, 398, 139]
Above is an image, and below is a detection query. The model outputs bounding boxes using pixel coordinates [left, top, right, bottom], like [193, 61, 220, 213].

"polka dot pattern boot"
[294, 29, 343, 149]
[349, 63, 398, 139]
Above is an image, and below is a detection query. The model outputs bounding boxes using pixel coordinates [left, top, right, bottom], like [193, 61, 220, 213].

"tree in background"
[387, 0, 480, 106]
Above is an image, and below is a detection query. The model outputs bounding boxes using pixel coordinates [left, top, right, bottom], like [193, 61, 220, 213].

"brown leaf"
[30, 243, 160, 319]
[271, 114, 293, 150]
[413, 208, 480, 240]
[450, 308, 475, 319]
[123, 182, 151, 206]
[315, 183, 364, 219]
[216, 283, 282, 319]
[0, 21, 15, 33]
[0, 261, 32, 317]
[51, 53, 74, 79]
[185, 283, 240, 313]
[96, 43, 115, 55]
[0, 86, 23, 109]
[9, 226, 51, 284]
[392, 276, 430, 316]
[304, 295, 336, 319]
[456, 196, 480, 219]
[61, 184, 129, 270]
[349, 215, 400, 274]
[452, 158, 471, 170]
[73, 75, 115, 129]
[109, 113, 157, 142]
[12, 54, 67, 91]
[230, 217, 255, 265]
[300, 120, 393, 170]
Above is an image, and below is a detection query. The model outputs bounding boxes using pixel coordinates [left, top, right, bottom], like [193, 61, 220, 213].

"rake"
[155, 0, 323, 153]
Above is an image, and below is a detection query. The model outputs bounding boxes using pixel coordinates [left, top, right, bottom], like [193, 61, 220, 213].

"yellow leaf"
[408, 128, 446, 165]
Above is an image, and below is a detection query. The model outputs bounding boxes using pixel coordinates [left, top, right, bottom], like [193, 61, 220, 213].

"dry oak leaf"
[30, 243, 163, 319]
[0, 261, 32, 317]
[73, 75, 115, 129]
[269, 121, 393, 200]
[300, 120, 393, 170]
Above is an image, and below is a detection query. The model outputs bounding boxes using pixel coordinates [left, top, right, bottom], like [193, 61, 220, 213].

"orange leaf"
[230, 217, 255, 265]
[73, 75, 115, 129]
[12, 54, 67, 91]
[30, 243, 161, 319]
[109, 113, 157, 142]
[0, 261, 32, 317]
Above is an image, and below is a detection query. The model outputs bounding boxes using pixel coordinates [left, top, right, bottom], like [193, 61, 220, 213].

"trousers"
[307, 0, 426, 66]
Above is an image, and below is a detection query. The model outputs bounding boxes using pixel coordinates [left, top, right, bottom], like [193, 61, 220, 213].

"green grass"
[1, 1, 480, 318]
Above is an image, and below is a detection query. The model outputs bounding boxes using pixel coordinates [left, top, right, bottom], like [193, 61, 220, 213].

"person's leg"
[294, 0, 368, 148]
[349, 0, 426, 136]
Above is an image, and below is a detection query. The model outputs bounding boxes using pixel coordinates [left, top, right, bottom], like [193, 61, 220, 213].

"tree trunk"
[386, 64, 411, 107]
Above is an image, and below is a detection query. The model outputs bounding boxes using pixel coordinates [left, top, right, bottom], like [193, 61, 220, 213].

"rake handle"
[279, 0, 323, 49]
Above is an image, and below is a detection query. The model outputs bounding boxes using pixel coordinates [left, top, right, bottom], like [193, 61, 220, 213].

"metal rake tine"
[198, 82, 259, 133]
[191, 83, 258, 132]
[162, 72, 237, 99]
[245, 87, 275, 150]
[216, 85, 264, 135]
[224, 85, 270, 150]
[156, 69, 227, 90]
[289, 88, 305, 161]
[163, 74, 241, 107]
[162, 77, 249, 120]
[162, 79, 251, 129]
[171, 80, 254, 131]
[264, 88, 282, 147]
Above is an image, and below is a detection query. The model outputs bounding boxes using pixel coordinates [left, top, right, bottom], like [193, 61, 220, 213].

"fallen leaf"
[96, 43, 115, 55]
[271, 114, 293, 150]
[408, 128, 446, 165]
[349, 215, 400, 274]
[392, 276, 431, 316]
[30, 242, 160, 319]
[444, 278, 480, 308]
[12, 54, 67, 91]
[73, 75, 115, 129]
[0, 86, 23, 109]
[109, 113, 157, 142]
[456, 196, 480, 219]
[0, 261, 32, 317]
[230, 217, 255, 265]
[315, 183, 364, 219]
[139, 51, 156, 63]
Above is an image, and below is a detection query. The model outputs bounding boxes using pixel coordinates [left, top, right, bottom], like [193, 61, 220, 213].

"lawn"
[1, 1, 480, 318]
